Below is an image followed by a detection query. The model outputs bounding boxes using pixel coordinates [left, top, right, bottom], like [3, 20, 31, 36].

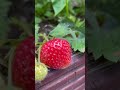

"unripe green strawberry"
[35, 62, 48, 81]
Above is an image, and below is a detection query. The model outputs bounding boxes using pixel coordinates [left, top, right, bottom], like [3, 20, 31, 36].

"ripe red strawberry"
[40, 38, 71, 69]
[12, 36, 35, 90]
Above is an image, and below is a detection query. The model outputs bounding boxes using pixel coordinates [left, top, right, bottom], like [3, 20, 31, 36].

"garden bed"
[36, 53, 85, 90]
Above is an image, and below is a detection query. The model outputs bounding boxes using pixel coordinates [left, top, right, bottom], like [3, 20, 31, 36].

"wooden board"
[35, 53, 85, 90]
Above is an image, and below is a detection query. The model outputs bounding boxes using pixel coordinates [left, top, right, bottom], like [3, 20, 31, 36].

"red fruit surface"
[12, 36, 35, 89]
[40, 38, 71, 69]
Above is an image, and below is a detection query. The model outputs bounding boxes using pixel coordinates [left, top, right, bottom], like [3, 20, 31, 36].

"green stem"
[39, 33, 49, 41]
[43, 33, 49, 41]
[66, 0, 69, 17]
[7, 47, 16, 90]
[38, 46, 41, 64]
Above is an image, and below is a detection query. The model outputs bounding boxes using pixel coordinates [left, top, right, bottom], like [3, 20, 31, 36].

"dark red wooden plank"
[36, 53, 85, 85]
[40, 66, 85, 90]
[74, 83, 85, 90]
[61, 75, 85, 90]
[86, 63, 120, 90]
[35, 53, 85, 90]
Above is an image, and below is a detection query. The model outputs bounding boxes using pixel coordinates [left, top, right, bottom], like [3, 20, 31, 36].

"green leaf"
[71, 38, 85, 52]
[35, 17, 41, 24]
[104, 52, 120, 62]
[49, 23, 70, 37]
[67, 29, 85, 52]
[52, 0, 66, 16]
[87, 26, 120, 62]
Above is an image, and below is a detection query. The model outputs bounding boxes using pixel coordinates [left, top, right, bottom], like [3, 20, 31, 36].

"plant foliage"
[86, 0, 120, 62]
[35, 0, 85, 53]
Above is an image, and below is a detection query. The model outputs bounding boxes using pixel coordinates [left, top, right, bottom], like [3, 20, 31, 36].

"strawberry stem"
[7, 46, 16, 90]
[38, 46, 41, 63]
[39, 33, 49, 42]
[66, 0, 69, 17]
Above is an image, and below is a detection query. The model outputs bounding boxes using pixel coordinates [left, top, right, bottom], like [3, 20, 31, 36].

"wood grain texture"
[35, 53, 85, 90]
[86, 62, 120, 90]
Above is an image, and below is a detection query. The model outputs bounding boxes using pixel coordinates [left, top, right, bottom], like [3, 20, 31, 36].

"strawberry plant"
[86, 0, 120, 62]
[35, 0, 85, 81]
